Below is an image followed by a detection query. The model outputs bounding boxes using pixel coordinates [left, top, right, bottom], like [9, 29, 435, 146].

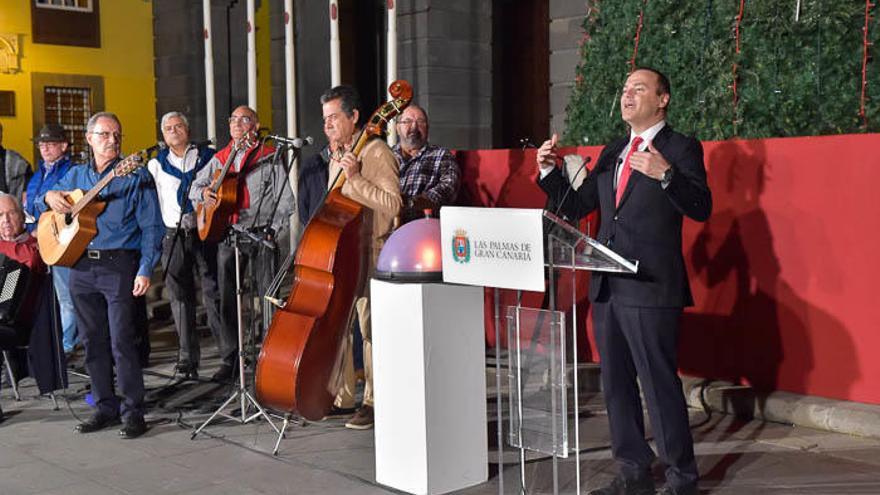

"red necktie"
[616, 136, 643, 207]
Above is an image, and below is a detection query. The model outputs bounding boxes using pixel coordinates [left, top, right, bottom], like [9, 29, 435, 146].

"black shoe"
[588, 475, 655, 495]
[323, 405, 357, 419]
[75, 413, 121, 433]
[210, 364, 236, 383]
[656, 484, 698, 495]
[0, 405, 5, 424]
[175, 363, 199, 380]
[119, 416, 147, 439]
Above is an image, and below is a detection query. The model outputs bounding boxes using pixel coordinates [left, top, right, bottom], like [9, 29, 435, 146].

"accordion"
[0, 254, 36, 328]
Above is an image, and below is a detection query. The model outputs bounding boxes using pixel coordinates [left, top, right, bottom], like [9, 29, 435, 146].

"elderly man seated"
[0, 193, 44, 271]
[0, 192, 47, 423]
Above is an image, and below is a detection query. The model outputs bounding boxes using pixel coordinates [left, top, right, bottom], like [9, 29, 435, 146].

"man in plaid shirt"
[391, 105, 460, 223]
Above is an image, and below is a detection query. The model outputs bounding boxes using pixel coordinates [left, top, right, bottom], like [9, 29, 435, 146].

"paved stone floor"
[2, 322, 880, 494]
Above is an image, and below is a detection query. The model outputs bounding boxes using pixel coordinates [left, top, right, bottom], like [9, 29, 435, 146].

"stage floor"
[2, 321, 880, 494]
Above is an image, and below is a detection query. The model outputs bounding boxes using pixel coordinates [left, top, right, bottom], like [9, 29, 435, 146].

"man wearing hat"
[0, 122, 33, 201]
[25, 123, 79, 356]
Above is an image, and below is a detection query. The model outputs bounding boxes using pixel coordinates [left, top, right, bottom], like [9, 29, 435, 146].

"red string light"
[860, 0, 874, 128]
[629, 1, 649, 71]
[732, 0, 746, 134]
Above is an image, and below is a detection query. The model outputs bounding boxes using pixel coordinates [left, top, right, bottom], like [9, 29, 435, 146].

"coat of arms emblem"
[452, 228, 471, 263]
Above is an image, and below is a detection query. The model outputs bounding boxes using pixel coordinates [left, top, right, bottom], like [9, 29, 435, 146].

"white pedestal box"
[372, 280, 488, 495]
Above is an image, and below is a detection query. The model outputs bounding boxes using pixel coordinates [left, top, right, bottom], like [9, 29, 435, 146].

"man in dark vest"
[146, 112, 220, 380]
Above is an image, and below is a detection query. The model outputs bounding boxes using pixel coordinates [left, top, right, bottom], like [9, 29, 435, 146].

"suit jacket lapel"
[616, 125, 672, 210]
[602, 139, 627, 204]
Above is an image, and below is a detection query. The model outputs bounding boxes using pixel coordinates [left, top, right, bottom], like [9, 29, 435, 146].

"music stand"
[190, 229, 279, 438]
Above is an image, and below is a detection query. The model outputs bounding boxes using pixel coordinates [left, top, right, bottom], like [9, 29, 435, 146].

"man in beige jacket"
[319, 85, 401, 429]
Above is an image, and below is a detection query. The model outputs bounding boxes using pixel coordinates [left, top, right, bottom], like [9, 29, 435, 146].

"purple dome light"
[375, 215, 443, 282]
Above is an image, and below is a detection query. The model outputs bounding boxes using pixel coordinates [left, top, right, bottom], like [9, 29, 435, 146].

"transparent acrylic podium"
[501, 211, 637, 495]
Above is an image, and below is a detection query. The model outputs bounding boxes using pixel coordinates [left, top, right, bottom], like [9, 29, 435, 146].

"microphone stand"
[262, 143, 302, 236]
[245, 139, 301, 336]
[190, 224, 279, 438]
[523, 143, 592, 403]
[256, 141, 304, 313]
[252, 141, 312, 455]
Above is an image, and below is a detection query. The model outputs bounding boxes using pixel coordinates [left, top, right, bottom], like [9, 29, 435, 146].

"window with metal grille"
[44, 86, 91, 161]
[35, 0, 92, 13]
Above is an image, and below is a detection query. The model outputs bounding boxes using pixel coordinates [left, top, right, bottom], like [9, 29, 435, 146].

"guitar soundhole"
[64, 213, 73, 226]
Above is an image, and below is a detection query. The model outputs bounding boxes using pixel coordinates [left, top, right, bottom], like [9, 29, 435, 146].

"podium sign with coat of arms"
[440, 207, 545, 292]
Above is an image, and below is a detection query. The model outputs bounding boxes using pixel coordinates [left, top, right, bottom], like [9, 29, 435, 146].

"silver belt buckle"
[87, 250, 101, 260]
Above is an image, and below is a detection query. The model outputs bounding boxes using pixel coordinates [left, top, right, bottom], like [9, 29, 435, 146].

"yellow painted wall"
[256, 0, 272, 126]
[0, 0, 156, 165]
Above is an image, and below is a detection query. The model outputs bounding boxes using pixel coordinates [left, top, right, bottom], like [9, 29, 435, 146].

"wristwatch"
[661, 167, 674, 186]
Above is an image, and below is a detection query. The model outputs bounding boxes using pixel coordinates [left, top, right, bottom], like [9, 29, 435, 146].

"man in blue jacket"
[37, 112, 163, 439]
[25, 123, 78, 357]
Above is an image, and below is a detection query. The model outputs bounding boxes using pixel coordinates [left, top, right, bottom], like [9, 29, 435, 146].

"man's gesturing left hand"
[628, 141, 671, 181]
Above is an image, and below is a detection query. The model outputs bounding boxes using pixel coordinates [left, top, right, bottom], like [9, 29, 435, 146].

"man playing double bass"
[298, 85, 401, 429]
[189, 105, 292, 383]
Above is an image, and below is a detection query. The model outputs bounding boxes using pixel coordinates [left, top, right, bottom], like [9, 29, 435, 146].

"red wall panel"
[456, 134, 880, 405]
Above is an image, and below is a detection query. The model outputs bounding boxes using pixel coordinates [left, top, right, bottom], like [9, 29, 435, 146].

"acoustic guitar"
[195, 134, 255, 242]
[37, 150, 150, 267]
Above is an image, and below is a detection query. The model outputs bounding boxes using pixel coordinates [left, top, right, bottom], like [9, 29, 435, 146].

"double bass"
[255, 80, 412, 421]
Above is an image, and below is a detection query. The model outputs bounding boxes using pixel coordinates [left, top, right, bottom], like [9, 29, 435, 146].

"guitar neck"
[211, 147, 242, 193]
[70, 168, 117, 217]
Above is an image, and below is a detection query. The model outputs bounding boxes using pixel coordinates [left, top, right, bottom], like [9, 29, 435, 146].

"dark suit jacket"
[539, 125, 712, 308]
[297, 149, 331, 226]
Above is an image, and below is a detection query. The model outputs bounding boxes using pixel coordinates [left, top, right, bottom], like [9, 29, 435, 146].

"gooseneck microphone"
[267, 134, 313, 149]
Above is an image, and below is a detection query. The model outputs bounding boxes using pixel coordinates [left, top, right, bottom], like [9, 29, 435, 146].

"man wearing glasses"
[297, 85, 401, 430]
[189, 105, 291, 383]
[391, 104, 460, 223]
[37, 112, 164, 439]
[24, 124, 79, 359]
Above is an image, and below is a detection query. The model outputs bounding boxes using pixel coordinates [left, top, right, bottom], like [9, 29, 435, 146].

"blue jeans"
[53, 266, 78, 352]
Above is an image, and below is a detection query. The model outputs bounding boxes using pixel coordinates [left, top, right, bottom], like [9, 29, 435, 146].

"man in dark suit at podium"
[536, 67, 712, 495]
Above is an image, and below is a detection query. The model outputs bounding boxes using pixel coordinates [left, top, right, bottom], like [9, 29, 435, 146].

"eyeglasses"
[228, 115, 254, 125]
[321, 112, 343, 124]
[398, 118, 427, 127]
[38, 141, 65, 148]
[90, 131, 122, 141]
